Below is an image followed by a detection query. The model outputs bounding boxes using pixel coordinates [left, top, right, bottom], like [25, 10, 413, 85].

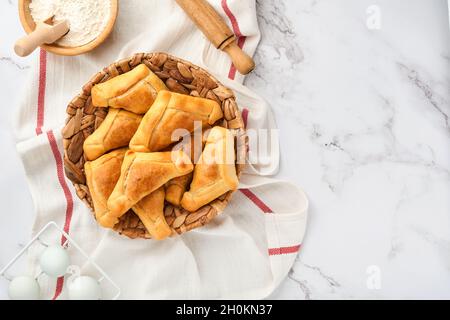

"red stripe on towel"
[51, 278, 65, 301]
[35, 50, 74, 300]
[242, 108, 249, 128]
[36, 49, 47, 135]
[221, 0, 242, 36]
[47, 131, 74, 244]
[221, 0, 247, 80]
[239, 188, 273, 214]
[47, 130, 74, 300]
[268, 244, 301, 256]
[239, 189, 301, 256]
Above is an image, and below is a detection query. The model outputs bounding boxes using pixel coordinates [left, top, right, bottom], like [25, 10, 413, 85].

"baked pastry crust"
[132, 187, 171, 240]
[84, 148, 127, 225]
[165, 133, 205, 206]
[91, 64, 167, 114]
[83, 109, 142, 161]
[165, 174, 192, 206]
[129, 90, 223, 152]
[102, 150, 194, 227]
[181, 127, 239, 212]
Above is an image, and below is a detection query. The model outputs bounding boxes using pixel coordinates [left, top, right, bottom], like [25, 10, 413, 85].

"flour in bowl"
[29, 0, 111, 47]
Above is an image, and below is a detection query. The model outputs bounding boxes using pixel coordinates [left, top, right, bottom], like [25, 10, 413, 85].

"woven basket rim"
[62, 52, 247, 239]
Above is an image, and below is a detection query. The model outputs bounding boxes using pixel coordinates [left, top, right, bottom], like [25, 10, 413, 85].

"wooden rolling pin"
[175, 0, 255, 75]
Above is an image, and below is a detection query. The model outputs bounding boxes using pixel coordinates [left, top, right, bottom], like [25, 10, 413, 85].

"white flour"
[29, 0, 111, 47]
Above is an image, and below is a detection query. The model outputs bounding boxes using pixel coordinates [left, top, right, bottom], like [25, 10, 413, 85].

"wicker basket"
[62, 52, 247, 239]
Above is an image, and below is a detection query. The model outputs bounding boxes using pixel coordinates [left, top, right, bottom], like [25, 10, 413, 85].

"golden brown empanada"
[91, 64, 167, 114]
[84, 148, 127, 225]
[164, 133, 205, 206]
[129, 90, 223, 152]
[132, 187, 172, 240]
[83, 109, 142, 161]
[181, 126, 239, 212]
[165, 174, 192, 206]
[102, 150, 194, 228]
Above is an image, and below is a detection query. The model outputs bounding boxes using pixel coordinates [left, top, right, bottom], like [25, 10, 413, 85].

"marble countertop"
[1, 0, 449, 299]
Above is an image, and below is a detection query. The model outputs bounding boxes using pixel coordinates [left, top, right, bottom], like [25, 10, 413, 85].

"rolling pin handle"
[222, 41, 255, 75]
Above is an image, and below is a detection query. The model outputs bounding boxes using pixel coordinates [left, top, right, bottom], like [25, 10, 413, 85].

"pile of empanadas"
[83, 64, 239, 240]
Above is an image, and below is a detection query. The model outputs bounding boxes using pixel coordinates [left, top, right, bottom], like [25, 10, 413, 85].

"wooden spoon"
[17, 0, 118, 56]
[14, 16, 69, 57]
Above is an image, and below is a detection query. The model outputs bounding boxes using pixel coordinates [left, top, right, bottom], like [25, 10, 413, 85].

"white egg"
[39, 245, 70, 277]
[8, 276, 40, 300]
[68, 276, 102, 300]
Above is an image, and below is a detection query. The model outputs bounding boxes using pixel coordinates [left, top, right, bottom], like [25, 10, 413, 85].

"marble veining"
[245, 0, 450, 299]
[0, 57, 30, 70]
[1, 0, 449, 299]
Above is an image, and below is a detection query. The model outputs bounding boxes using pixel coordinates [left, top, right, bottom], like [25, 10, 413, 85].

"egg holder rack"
[0, 221, 121, 300]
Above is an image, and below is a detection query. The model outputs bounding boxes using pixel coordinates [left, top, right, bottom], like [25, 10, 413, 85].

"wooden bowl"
[18, 0, 118, 56]
[63, 53, 247, 239]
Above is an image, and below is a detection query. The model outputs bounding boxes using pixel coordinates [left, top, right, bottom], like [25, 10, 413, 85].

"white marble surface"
[1, 0, 449, 299]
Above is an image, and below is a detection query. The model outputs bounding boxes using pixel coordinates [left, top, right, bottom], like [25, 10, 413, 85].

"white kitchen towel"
[14, 0, 308, 299]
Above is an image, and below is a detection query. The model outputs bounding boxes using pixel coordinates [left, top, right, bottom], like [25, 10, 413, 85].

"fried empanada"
[132, 187, 172, 240]
[164, 133, 205, 206]
[181, 127, 239, 212]
[84, 148, 127, 226]
[129, 90, 223, 152]
[83, 109, 142, 161]
[91, 64, 167, 114]
[102, 150, 194, 227]
[165, 174, 192, 207]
